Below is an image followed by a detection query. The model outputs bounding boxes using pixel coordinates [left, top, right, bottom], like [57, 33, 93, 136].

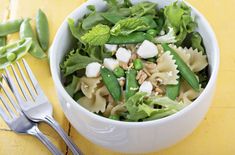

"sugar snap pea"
[0, 37, 6, 47]
[162, 43, 199, 91]
[108, 32, 153, 44]
[166, 78, 181, 100]
[0, 19, 23, 36]
[100, 66, 121, 101]
[101, 12, 124, 24]
[125, 69, 139, 100]
[20, 19, 46, 59]
[0, 38, 32, 69]
[36, 9, 49, 51]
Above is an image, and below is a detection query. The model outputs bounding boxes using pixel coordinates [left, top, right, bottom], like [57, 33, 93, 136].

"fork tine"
[10, 64, 32, 101]
[22, 59, 41, 94]
[0, 94, 17, 119]
[4, 68, 25, 103]
[0, 78, 21, 114]
[16, 62, 37, 100]
[0, 104, 11, 125]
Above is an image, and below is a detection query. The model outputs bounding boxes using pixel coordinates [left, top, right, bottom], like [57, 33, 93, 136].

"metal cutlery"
[3, 59, 81, 155]
[0, 77, 62, 155]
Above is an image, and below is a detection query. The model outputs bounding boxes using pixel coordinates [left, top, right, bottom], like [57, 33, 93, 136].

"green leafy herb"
[190, 32, 205, 53]
[67, 18, 86, 42]
[164, 2, 197, 44]
[65, 75, 79, 96]
[130, 2, 157, 17]
[61, 49, 102, 76]
[110, 18, 149, 36]
[81, 24, 110, 45]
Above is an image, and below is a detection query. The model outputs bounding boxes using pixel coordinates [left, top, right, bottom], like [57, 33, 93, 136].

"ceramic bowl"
[50, 0, 219, 153]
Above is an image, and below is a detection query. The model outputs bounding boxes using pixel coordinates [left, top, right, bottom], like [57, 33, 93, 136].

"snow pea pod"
[125, 69, 139, 100]
[108, 32, 153, 44]
[36, 9, 49, 51]
[20, 19, 46, 59]
[0, 19, 23, 36]
[0, 37, 6, 47]
[0, 38, 32, 69]
[162, 43, 199, 91]
[100, 66, 121, 101]
[166, 78, 181, 100]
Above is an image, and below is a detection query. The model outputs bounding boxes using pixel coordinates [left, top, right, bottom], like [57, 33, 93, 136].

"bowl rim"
[50, 0, 220, 127]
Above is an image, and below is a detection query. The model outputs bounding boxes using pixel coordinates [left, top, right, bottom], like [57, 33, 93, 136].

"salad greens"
[61, 0, 209, 122]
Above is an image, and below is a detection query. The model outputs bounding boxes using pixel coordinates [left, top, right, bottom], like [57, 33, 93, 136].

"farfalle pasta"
[61, 0, 210, 122]
[79, 85, 109, 113]
[169, 45, 208, 72]
[149, 51, 179, 85]
[79, 76, 101, 98]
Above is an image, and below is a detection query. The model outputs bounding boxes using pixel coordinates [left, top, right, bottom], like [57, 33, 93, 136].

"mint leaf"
[81, 24, 110, 46]
[111, 18, 149, 36]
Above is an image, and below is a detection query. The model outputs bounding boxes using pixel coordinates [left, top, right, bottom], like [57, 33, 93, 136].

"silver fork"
[0, 77, 62, 155]
[3, 59, 82, 155]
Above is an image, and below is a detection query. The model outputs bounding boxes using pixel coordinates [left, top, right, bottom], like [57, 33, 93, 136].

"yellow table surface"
[0, 0, 234, 154]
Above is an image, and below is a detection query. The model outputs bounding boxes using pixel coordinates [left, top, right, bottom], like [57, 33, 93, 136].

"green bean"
[133, 59, 143, 70]
[166, 78, 181, 100]
[36, 9, 49, 51]
[108, 32, 153, 44]
[20, 19, 46, 59]
[114, 66, 125, 78]
[100, 66, 121, 101]
[0, 19, 23, 36]
[125, 69, 139, 100]
[0, 37, 6, 47]
[0, 38, 32, 69]
[162, 43, 199, 91]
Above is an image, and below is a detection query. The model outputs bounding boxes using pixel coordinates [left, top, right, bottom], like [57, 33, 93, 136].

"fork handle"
[44, 115, 82, 155]
[29, 126, 63, 155]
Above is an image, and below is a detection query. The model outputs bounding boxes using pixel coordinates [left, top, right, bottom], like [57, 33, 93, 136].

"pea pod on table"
[36, 9, 49, 51]
[162, 43, 199, 91]
[20, 19, 46, 59]
[0, 38, 32, 69]
[0, 19, 23, 36]
[100, 66, 121, 101]
[125, 69, 139, 100]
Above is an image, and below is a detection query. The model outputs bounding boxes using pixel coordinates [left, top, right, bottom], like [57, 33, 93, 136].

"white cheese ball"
[139, 81, 153, 95]
[103, 58, 119, 71]
[105, 44, 118, 52]
[137, 40, 158, 59]
[116, 47, 132, 63]
[85, 62, 101, 77]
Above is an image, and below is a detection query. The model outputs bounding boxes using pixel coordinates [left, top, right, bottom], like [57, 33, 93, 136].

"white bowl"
[50, 0, 219, 153]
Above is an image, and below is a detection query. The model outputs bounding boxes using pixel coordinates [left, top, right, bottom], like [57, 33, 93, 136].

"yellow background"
[0, 0, 234, 154]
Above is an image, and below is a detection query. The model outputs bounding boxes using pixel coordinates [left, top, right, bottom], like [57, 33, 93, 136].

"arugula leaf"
[65, 75, 79, 96]
[61, 49, 102, 76]
[110, 18, 149, 36]
[81, 24, 110, 46]
[130, 2, 157, 17]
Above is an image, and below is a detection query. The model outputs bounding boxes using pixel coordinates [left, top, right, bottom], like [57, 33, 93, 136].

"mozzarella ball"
[137, 40, 158, 59]
[85, 62, 101, 77]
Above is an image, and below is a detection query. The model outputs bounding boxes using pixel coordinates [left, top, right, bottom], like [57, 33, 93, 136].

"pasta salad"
[60, 0, 209, 122]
